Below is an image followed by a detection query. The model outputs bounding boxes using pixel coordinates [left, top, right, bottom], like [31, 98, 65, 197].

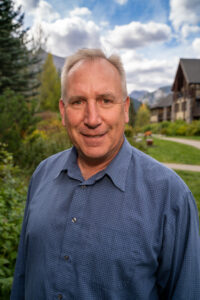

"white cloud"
[37, 16, 101, 57]
[15, 0, 40, 11]
[181, 25, 200, 39]
[118, 49, 178, 93]
[32, 0, 60, 22]
[114, 0, 128, 5]
[69, 7, 91, 17]
[104, 21, 171, 49]
[193, 38, 200, 57]
[169, 0, 200, 31]
[16, 0, 60, 22]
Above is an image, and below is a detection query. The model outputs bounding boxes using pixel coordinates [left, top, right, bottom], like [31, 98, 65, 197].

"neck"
[77, 156, 112, 180]
[77, 140, 124, 180]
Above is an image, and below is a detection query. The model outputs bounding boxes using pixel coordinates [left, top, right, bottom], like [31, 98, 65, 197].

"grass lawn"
[147, 138, 200, 165]
[175, 170, 200, 215]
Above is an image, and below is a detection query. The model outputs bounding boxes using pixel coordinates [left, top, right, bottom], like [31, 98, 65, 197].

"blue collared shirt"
[11, 139, 200, 299]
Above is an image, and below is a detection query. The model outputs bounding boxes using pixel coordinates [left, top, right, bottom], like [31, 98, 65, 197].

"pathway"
[162, 163, 200, 172]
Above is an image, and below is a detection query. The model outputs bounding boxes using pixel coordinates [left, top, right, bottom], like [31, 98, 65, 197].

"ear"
[59, 99, 66, 126]
[124, 96, 130, 124]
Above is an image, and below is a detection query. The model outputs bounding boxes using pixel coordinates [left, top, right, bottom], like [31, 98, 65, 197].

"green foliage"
[124, 124, 134, 137]
[18, 112, 72, 174]
[135, 104, 150, 128]
[39, 53, 61, 111]
[0, 89, 38, 158]
[0, 144, 27, 298]
[140, 120, 200, 137]
[0, 0, 40, 97]
[128, 98, 136, 127]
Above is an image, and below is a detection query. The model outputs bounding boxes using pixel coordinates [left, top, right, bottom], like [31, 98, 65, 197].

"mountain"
[129, 85, 172, 107]
[129, 90, 147, 99]
[130, 97, 142, 111]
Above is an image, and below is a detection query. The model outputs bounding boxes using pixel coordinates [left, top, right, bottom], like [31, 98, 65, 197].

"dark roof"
[180, 59, 200, 83]
[150, 93, 173, 109]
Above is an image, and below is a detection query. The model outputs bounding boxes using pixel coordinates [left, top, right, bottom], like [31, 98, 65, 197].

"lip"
[80, 132, 107, 145]
[81, 133, 106, 138]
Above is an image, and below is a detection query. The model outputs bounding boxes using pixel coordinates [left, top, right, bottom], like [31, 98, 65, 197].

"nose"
[84, 100, 101, 129]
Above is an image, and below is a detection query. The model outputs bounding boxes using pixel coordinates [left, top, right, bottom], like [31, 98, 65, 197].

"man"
[11, 49, 200, 299]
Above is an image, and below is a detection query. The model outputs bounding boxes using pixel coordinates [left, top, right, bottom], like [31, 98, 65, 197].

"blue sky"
[16, 0, 200, 93]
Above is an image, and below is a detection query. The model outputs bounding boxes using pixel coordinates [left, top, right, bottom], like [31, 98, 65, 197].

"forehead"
[68, 58, 121, 85]
[66, 58, 123, 98]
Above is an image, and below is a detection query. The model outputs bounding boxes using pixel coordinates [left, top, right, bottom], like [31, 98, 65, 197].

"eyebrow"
[67, 93, 116, 102]
[96, 93, 116, 100]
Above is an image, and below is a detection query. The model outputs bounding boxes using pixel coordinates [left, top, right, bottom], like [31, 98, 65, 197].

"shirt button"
[58, 294, 63, 299]
[64, 255, 69, 261]
[72, 217, 77, 223]
[81, 185, 86, 189]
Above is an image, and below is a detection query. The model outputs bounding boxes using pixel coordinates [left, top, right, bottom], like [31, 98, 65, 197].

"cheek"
[65, 110, 82, 128]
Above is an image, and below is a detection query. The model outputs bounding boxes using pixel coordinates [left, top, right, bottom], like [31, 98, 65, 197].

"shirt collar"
[55, 138, 132, 191]
[104, 138, 132, 192]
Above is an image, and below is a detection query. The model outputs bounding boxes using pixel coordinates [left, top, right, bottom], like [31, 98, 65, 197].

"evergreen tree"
[39, 53, 61, 111]
[129, 97, 136, 127]
[0, 0, 40, 97]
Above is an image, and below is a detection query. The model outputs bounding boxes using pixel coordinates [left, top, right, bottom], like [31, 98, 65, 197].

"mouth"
[81, 132, 107, 138]
[80, 132, 107, 145]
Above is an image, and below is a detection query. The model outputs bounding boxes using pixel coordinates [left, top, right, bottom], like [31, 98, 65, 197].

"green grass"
[147, 138, 200, 165]
[175, 170, 200, 213]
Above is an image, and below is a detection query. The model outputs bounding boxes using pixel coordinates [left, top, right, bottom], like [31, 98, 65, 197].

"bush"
[18, 116, 72, 174]
[140, 120, 200, 137]
[0, 89, 38, 161]
[0, 144, 27, 299]
[124, 124, 134, 137]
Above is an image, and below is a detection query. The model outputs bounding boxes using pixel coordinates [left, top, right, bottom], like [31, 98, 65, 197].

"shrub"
[124, 124, 134, 137]
[0, 144, 27, 299]
[18, 116, 72, 174]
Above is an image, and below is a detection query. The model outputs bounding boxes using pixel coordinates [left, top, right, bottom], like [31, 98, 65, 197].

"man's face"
[59, 58, 129, 165]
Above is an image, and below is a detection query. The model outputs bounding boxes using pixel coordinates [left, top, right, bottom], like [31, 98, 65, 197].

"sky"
[15, 0, 200, 93]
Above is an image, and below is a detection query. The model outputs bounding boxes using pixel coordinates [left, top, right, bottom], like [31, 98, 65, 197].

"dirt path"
[163, 163, 200, 172]
[154, 135, 200, 150]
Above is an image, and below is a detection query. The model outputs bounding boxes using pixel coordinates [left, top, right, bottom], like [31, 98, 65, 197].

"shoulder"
[128, 143, 191, 200]
[32, 148, 72, 182]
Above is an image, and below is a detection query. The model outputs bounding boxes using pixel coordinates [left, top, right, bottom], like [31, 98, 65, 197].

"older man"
[11, 49, 200, 299]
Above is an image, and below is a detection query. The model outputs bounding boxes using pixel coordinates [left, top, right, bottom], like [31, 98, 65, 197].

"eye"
[103, 98, 112, 104]
[72, 100, 83, 105]
[69, 98, 86, 107]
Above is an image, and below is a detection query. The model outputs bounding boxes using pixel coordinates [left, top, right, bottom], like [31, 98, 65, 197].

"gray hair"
[61, 48, 128, 101]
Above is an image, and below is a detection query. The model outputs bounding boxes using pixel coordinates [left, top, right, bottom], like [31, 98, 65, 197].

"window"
[196, 98, 200, 108]
[175, 103, 179, 112]
[182, 102, 186, 111]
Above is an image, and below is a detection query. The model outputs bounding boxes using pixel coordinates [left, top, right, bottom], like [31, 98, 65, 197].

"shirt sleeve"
[10, 178, 33, 300]
[157, 191, 200, 299]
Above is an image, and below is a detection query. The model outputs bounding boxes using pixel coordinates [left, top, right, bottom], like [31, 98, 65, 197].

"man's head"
[61, 48, 128, 102]
[59, 48, 130, 167]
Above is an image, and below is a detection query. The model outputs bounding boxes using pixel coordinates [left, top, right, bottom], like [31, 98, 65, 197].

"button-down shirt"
[11, 138, 200, 299]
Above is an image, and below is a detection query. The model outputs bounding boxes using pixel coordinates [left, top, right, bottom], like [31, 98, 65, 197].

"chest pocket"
[78, 221, 144, 290]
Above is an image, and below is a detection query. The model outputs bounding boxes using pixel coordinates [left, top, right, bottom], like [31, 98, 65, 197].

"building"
[171, 58, 200, 123]
[150, 94, 173, 123]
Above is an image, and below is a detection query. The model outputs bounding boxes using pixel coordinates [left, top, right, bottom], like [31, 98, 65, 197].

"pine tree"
[39, 53, 61, 111]
[0, 0, 40, 97]
[129, 98, 136, 127]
